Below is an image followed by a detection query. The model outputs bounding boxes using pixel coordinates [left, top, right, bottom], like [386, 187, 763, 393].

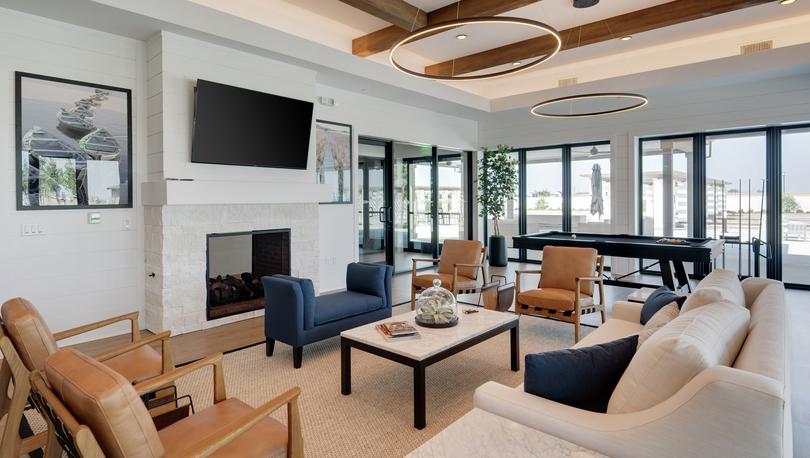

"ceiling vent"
[740, 40, 773, 55]
[558, 77, 578, 87]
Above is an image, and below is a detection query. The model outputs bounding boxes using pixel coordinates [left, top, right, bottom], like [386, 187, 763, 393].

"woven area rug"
[172, 314, 592, 458]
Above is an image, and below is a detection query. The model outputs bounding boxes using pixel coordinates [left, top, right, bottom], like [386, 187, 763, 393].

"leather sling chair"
[515, 246, 606, 343]
[30, 348, 303, 458]
[0, 324, 47, 458]
[1, 297, 172, 385]
[411, 239, 488, 310]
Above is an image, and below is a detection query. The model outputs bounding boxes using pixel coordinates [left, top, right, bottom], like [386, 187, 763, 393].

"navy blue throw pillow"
[524, 335, 639, 413]
[640, 286, 687, 325]
[346, 263, 386, 300]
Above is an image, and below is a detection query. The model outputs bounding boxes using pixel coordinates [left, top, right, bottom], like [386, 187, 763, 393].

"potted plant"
[478, 145, 518, 267]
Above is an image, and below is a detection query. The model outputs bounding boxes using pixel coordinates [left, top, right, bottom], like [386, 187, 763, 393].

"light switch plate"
[88, 212, 102, 224]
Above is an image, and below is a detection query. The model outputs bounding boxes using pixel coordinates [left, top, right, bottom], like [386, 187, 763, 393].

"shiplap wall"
[0, 7, 146, 343]
[479, 73, 810, 275]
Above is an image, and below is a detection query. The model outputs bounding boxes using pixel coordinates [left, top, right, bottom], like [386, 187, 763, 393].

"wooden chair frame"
[30, 353, 303, 458]
[515, 255, 606, 342]
[0, 335, 47, 458]
[410, 246, 489, 310]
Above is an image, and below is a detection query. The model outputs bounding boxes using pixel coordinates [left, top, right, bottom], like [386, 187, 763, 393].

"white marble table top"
[340, 307, 518, 361]
[407, 408, 607, 458]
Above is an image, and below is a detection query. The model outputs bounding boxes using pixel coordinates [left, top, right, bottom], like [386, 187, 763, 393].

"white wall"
[0, 7, 146, 343]
[315, 85, 478, 292]
[479, 73, 810, 275]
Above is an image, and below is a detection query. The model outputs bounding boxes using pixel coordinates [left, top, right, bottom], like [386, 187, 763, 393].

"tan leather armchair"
[31, 348, 303, 458]
[1, 297, 172, 384]
[0, 324, 46, 458]
[515, 246, 605, 342]
[411, 239, 488, 310]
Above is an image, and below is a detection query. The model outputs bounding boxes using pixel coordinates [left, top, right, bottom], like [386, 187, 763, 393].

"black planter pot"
[488, 235, 508, 267]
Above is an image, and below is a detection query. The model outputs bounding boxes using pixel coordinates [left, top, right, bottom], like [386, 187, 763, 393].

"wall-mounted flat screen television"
[191, 79, 313, 169]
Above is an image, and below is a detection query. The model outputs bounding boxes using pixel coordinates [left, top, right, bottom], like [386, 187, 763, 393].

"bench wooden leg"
[265, 338, 275, 357]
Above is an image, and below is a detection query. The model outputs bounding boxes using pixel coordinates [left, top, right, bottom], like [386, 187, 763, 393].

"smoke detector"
[573, 0, 599, 8]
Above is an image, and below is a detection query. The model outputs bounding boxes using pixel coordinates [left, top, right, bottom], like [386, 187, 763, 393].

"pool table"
[512, 231, 725, 291]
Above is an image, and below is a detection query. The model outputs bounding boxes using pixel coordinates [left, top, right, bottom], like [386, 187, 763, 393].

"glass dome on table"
[415, 279, 459, 328]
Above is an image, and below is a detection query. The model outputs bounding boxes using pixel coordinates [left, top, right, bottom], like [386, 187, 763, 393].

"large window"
[484, 141, 612, 264]
[486, 151, 520, 259]
[571, 144, 612, 234]
[781, 127, 810, 285]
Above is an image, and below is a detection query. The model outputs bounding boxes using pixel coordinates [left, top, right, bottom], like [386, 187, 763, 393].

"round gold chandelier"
[389, 17, 562, 81]
[530, 93, 649, 118]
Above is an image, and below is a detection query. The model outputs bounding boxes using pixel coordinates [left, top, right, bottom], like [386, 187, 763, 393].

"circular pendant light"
[390, 17, 562, 81]
[530, 93, 649, 118]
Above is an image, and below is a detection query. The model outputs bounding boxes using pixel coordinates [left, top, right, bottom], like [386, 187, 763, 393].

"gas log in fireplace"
[206, 228, 290, 320]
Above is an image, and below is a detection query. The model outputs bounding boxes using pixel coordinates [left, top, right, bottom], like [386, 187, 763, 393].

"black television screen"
[191, 79, 313, 169]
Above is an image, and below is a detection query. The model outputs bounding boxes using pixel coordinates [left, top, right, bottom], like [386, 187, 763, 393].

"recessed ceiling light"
[780, 0, 795, 4]
[456, 34, 468, 40]
[620, 35, 633, 41]
[512, 62, 522, 66]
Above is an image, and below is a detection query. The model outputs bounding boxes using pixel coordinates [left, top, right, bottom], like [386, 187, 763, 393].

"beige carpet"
[173, 315, 591, 458]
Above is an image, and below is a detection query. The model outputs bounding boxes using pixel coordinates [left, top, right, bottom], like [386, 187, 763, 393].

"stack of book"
[375, 321, 420, 340]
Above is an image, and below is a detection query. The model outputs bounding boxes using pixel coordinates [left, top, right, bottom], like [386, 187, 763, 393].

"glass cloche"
[415, 279, 459, 328]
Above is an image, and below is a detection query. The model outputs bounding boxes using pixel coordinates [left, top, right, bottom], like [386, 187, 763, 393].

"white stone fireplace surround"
[144, 203, 319, 335]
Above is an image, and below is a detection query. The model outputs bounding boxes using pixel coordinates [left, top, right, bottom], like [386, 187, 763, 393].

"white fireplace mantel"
[141, 180, 331, 206]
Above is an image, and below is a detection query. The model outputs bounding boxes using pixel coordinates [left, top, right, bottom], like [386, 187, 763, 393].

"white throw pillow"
[607, 300, 750, 414]
[637, 302, 680, 348]
[681, 268, 746, 313]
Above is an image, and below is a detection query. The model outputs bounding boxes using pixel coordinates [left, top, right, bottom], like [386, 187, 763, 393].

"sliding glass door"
[357, 142, 389, 264]
[436, 149, 469, 245]
[393, 142, 435, 273]
[781, 127, 810, 286]
[525, 148, 563, 261]
[639, 137, 695, 273]
[570, 144, 612, 234]
[705, 131, 767, 277]
[486, 151, 520, 259]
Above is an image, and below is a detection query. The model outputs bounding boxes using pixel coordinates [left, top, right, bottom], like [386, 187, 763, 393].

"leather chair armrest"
[94, 330, 173, 374]
[135, 353, 226, 403]
[53, 311, 140, 342]
[412, 258, 440, 266]
[611, 301, 643, 323]
[173, 387, 304, 458]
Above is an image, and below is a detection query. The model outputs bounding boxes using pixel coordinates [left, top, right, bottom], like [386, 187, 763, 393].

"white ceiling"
[191, 0, 810, 100]
[2, 0, 809, 120]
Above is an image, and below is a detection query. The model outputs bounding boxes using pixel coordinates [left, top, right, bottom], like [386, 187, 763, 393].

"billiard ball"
[571, 234, 577, 239]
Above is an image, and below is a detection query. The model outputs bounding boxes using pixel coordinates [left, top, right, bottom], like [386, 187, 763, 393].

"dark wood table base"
[341, 320, 519, 429]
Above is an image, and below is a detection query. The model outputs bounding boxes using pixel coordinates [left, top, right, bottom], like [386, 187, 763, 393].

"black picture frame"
[15, 71, 133, 210]
[315, 119, 353, 204]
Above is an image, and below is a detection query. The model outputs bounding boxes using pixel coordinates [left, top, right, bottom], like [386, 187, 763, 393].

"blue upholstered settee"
[262, 262, 393, 368]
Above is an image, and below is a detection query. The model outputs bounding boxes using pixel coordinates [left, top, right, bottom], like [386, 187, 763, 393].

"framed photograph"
[15, 72, 132, 210]
[315, 120, 352, 204]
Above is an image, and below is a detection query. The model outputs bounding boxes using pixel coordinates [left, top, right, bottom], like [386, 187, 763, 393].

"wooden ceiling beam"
[352, 0, 542, 57]
[339, 0, 427, 30]
[424, 0, 773, 77]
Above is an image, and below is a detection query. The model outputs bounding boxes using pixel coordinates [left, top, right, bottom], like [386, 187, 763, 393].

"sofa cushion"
[573, 319, 643, 349]
[346, 263, 386, 300]
[314, 291, 384, 326]
[640, 287, 686, 324]
[524, 335, 638, 413]
[607, 300, 750, 414]
[637, 302, 680, 348]
[681, 268, 745, 313]
[733, 283, 786, 382]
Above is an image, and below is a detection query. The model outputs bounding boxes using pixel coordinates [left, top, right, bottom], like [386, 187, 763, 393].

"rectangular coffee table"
[340, 307, 519, 429]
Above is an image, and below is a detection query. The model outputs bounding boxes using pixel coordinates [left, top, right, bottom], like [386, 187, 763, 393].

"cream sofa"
[474, 276, 792, 458]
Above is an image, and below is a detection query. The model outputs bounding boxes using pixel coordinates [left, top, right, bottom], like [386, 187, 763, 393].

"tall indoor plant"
[478, 145, 518, 267]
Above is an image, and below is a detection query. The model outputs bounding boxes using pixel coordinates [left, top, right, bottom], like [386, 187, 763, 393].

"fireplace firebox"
[206, 228, 290, 320]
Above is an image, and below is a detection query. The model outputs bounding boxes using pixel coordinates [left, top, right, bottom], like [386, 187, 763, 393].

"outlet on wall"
[21, 223, 45, 236]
